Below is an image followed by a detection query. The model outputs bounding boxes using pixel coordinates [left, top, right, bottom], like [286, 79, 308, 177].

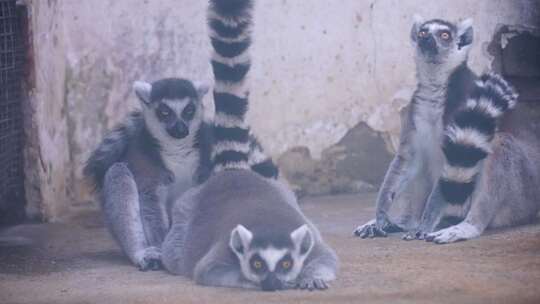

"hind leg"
[102, 163, 161, 270]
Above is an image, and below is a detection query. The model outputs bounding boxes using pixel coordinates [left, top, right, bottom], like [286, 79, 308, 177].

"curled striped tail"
[208, 0, 253, 173]
[439, 73, 518, 204]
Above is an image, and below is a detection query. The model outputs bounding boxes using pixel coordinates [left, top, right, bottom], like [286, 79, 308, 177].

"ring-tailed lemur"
[85, 78, 212, 270]
[162, 0, 338, 291]
[84, 76, 278, 270]
[353, 17, 540, 244]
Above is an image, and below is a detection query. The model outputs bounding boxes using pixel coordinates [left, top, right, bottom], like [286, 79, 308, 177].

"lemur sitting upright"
[85, 83, 277, 269]
[354, 16, 540, 244]
[161, 0, 338, 291]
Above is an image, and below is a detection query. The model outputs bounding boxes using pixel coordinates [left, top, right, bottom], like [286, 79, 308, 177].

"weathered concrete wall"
[249, 0, 540, 156]
[24, 0, 71, 221]
[25, 0, 540, 219]
[61, 0, 213, 203]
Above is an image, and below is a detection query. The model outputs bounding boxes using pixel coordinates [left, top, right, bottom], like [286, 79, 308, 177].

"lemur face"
[133, 78, 209, 140]
[411, 16, 473, 67]
[230, 224, 314, 291]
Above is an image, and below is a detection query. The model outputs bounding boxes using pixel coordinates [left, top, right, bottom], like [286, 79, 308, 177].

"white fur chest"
[159, 138, 200, 204]
[412, 100, 445, 180]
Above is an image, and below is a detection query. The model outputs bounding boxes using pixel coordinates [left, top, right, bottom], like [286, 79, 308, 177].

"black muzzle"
[261, 273, 283, 292]
[167, 121, 189, 139]
[418, 35, 438, 55]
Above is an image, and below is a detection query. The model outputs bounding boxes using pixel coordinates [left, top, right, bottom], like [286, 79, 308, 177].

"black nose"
[418, 35, 438, 54]
[261, 274, 283, 292]
[167, 121, 189, 139]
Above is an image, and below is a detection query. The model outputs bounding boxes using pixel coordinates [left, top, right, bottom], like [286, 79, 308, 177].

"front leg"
[354, 107, 418, 238]
[295, 242, 338, 291]
[193, 243, 257, 290]
[354, 155, 407, 238]
[402, 183, 447, 241]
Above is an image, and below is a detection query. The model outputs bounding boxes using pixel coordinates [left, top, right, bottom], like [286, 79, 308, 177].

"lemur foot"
[425, 223, 480, 244]
[296, 278, 330, 291]
[354, 222, 387, 238]
[354, 218, 402, 238]
[135, 246, 162, 271]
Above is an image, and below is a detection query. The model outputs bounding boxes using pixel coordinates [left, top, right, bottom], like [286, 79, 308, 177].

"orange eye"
[253, 261, 262, 269]
[441, 32, 450, 40]
[282, 261, 291, 269]
[418, 30, 428, 38]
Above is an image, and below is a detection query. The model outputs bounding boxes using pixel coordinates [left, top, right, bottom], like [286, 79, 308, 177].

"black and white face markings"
[134, 78, 209, 141]
[230, 224, 314, 291]
[411, 15, 473, 66]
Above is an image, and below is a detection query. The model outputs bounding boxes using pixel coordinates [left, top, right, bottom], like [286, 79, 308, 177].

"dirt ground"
[1, 193, 540, 304]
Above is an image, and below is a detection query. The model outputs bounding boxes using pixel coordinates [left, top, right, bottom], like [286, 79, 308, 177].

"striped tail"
[248, 132, 279, 179]
[208, 0, 278, 178]
[439, 73, 518, 204]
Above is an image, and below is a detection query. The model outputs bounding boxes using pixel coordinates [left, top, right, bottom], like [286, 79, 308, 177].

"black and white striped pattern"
[439, 73, 518, 204]
[247, 132, 279, 179]
[208, 0, 262, 174]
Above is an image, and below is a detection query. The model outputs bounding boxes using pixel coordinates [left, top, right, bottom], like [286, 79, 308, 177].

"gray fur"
[85, 78, 210, 270]
[162, 170, 338, 291]
[102, 163, 162, 270]
[86, 45, 277, 272]
[354, 17, 540, 243]
[163, 0, 337, 290]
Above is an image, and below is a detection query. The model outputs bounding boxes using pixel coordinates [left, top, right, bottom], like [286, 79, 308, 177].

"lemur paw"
[296, 278, 330, 291]
[353, 219, 387, 238]
[402, 230, 427, 241]
[135, 246, 162, 271]
[425, 223, 480, 244]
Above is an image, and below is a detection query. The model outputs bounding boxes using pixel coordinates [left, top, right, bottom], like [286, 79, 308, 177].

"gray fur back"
[84, 112, 145, 189]
[171, 170, 311, 275]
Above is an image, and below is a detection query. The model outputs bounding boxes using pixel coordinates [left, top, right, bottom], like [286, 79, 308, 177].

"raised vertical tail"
[208, 0, 278, 178]
[208, 0, 254, 172]
[439, 73, 518, 204]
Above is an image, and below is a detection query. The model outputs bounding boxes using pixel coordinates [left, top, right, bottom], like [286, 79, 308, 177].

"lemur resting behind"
[161, 0, 338, 291]
[354, 16, 540, 244]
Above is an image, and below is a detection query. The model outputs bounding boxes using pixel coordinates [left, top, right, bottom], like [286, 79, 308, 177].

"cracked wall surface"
[24, 0, 540, 219]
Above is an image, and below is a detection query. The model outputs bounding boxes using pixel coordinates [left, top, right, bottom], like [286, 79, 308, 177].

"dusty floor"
[1, 193, 540, 304]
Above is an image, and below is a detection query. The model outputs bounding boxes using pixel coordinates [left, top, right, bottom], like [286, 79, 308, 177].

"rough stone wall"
[24, 1, 540, 219]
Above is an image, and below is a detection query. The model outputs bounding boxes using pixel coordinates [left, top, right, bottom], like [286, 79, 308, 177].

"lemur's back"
[180, 170, 306, 275]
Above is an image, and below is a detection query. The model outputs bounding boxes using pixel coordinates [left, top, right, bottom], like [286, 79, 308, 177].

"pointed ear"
[290, 224, 314, 257]
[457, 18, 474, 49]
[133, 81, 152, 105]
[410, 14, 424, 42]
[193, 81, 210, 99]
[230, 224, 253, 256]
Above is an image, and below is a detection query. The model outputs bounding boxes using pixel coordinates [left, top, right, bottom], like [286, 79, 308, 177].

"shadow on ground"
[1, 193, 540, 304]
